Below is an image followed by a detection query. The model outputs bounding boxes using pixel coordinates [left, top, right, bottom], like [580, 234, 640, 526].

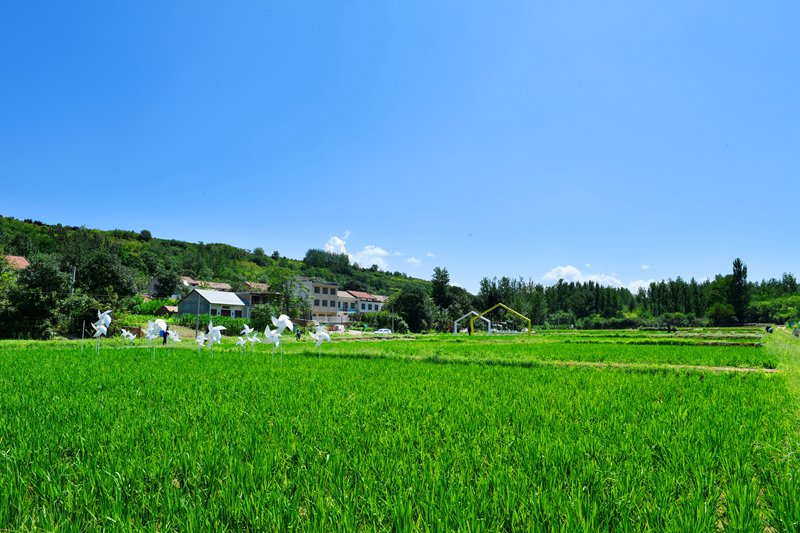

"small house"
[177, 289, 247, 318]
[155, 305, 178, 317]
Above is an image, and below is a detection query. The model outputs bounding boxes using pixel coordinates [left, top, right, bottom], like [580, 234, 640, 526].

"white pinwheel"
[120, 328, 136, 346]
[241, 324, 254, 336]
[248, 333, 261, 348]
[205, 321, 226, 355]
[264, 325, 282, 362]
[195, 331, 207, 349]
[309, 325, 331, 357]
[96, 310, 112, 328]
[90, 309, 112, 354]
[91, 322, 108, 338]
[271, 315, 294, 335]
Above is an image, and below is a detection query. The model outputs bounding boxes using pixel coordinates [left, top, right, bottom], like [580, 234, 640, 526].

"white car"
[374, 328, 392, 335]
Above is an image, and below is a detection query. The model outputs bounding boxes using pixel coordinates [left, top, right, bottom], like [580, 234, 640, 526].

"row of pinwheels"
[94, 309, 331, 358]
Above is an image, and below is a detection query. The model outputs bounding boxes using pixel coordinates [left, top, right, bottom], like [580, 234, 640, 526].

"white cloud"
[352, 245, 390, 270]
[542, 265, 623, 287]
[325, 236, 348, 255]
[628, 279, 655, 292]
[425, 252, 436, 258]
[640, 264, 652, 270]
[406, 256, 421, 266]
[584, 263, 592, 269]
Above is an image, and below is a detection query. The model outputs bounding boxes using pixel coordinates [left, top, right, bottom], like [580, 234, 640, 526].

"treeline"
[462, 259, 797, 330]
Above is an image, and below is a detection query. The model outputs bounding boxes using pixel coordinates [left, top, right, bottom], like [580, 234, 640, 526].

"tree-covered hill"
[0, 215, 429, 298]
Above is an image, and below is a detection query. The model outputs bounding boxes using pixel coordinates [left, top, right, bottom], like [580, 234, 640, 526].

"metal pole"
[81, 320, 85, 353]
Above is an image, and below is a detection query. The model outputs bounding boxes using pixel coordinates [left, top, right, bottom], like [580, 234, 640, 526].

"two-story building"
[294, 276, 341, 324]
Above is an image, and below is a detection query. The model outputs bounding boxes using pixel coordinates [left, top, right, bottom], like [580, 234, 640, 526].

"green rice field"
[1, 328, 799, 530]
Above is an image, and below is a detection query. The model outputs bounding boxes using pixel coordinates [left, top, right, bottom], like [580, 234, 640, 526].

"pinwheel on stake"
[120, 328, 136, 347]
[91, 310, 112, 354]
[264, 326, 282, 363]
[308, 325, 331, 358]
[206, 321, 226, 356]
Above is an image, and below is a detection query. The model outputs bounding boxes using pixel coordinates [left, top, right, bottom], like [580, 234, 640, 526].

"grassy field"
[0, 328, 798, 530]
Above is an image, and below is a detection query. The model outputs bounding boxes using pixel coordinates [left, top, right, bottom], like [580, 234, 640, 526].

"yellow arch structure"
[469, 303, 532, 336]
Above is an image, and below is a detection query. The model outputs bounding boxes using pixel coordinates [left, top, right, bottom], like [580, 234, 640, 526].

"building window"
[314, 287, 320, 294]
[211, 308, 217, 316]
[361, 303, 365, 310]
[314, 299, 320, 306]
[234, 310, 242, 318]
[350, 303, 355, 309]
[322, 287, 328, 295]
[330, 288, 336, 295]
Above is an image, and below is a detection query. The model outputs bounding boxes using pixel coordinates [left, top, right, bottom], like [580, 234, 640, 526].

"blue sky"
[1, 1, 797, 293]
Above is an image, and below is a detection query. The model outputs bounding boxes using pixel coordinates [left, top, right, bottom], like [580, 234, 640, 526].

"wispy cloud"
[640, 264, 652, 270]
[406, 256, 421, 266]
[425, 252, 436, 258]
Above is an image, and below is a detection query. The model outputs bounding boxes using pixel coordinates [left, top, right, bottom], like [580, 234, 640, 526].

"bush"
[249, 304, 279, 332]
[546, 311, 577, 327]
[56, 293, 103, 337]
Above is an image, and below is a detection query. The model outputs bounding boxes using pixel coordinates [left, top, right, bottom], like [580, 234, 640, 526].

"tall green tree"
[730, 258, 749, 322]
[431, 267, 452, 309]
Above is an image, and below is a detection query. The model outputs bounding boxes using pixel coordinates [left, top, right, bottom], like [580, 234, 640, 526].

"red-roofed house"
[348, 291, 388, 313]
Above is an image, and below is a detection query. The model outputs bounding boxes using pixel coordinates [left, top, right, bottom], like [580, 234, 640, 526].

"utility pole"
[70, 266, 76, 296]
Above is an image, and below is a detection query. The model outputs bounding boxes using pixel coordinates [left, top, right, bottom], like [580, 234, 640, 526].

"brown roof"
[4, 255, 30, 270]
[243, 281, 270, 292]
[198, 280, 232, 291]
[180, 276, 199, 286]
[348, 290, 378, 301]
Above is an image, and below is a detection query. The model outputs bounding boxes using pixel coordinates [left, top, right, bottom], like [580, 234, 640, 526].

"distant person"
[296, 328, 302, 341]
[162, 325, 168, 345]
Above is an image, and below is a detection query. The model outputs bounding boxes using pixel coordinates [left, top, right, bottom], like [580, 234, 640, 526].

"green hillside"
[0, 215, 430, 298]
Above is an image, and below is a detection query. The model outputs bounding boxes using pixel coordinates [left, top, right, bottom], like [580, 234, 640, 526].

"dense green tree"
[153, 263, 181, 298]
[394, 285, 433, 332]
[7, 254, 71, 338]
